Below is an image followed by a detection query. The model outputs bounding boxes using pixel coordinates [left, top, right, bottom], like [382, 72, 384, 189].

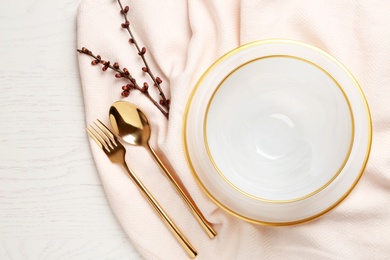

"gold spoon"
[109, 101, 217, 239]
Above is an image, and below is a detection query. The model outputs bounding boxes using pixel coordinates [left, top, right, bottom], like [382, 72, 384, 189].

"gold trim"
[203, 55, 355, 203]
[182, 39, 372, 226]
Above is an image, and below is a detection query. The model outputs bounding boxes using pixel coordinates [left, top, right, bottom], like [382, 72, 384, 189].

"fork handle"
[122, 162, 197, 259]
[147, 144, 217, 239]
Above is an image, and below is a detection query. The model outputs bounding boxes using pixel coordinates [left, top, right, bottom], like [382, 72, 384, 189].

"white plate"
[183, 39, 372, 225]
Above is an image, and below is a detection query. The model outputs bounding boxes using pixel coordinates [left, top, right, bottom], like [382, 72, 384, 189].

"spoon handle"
[147, 143, 217, 239]
[122, 162, 198, 258]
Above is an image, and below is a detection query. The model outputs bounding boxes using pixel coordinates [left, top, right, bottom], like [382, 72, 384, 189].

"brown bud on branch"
[121, 21, 130, 28]
[121, 90, 130, 97]
[139, 47, 146, 55]
[142, 82, 149, 93]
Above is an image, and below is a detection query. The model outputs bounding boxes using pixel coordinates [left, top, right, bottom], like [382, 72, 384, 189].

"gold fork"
[86, 120, 197, 258]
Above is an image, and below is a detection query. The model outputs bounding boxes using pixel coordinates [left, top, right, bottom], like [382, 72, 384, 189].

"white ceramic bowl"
[183, 39, 372, 225]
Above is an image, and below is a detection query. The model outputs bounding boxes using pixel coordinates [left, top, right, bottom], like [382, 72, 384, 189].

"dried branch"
[117, 0, 170, 112]
[77, 47, 169, 119]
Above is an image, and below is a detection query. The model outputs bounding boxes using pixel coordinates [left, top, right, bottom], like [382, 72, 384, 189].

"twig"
[77, 48, 169, 119]
[117, 0, 170, 112]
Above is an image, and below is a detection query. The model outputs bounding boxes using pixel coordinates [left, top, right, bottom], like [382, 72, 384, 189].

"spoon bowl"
[109, 103, 150, 146]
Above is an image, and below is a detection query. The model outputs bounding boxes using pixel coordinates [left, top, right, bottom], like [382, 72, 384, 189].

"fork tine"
[90, 124, 112, 150]
[95, 119, 117, 146]
[93, 123, 113, 148]
[86, 126, 104, 150]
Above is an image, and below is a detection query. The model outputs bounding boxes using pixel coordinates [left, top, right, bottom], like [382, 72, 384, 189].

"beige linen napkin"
[77, 0, 390, 259]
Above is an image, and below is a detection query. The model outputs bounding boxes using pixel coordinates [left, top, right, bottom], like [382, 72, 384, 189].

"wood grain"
[0, 0, 142, 259]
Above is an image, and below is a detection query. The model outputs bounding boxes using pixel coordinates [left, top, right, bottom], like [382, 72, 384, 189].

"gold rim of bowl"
[203, 55, 355, 203]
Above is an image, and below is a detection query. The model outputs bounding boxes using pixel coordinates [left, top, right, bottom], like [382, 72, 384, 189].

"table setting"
[76, 0, 387, 259]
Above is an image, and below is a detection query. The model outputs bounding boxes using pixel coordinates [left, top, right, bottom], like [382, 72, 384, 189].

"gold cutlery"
[86, 119, 197, 258]
[109, 101, 217, 239]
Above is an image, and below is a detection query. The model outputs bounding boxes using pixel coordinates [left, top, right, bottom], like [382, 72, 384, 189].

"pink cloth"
[77, 0, 390, 259]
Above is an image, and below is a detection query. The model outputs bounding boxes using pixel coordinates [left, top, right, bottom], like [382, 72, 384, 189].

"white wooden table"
[0, 1, 142, 259]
